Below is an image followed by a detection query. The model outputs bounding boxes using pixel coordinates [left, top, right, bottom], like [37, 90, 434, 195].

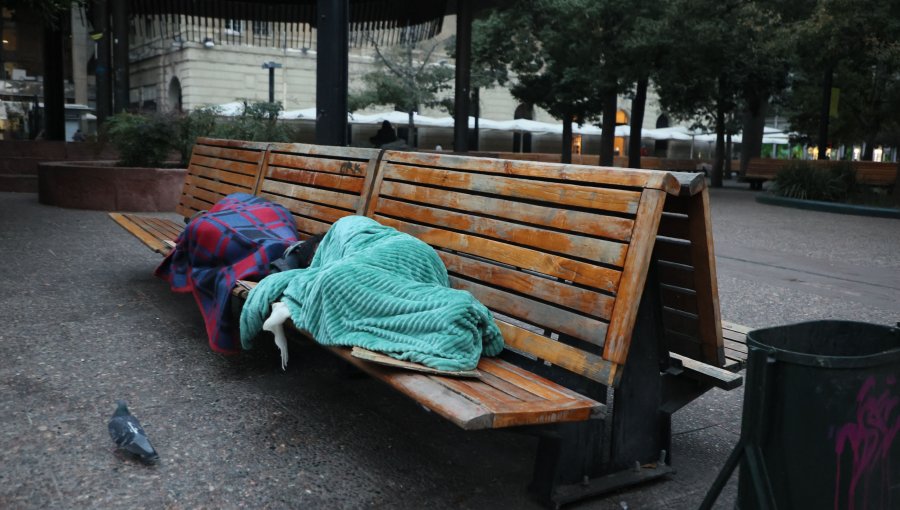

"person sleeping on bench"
[241, 215, 505, 373]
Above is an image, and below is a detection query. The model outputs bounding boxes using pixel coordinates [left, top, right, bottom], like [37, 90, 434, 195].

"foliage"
[172, 106, 220, 167]
[213, 101, 296, 143]
[348, 31, 455, 144]
[771, 161, 857, 202]
[104, 102, 296, 168]
[103, 112, 173, 168]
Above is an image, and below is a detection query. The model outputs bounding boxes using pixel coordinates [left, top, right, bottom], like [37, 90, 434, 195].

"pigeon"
[107, 400, 159, 463]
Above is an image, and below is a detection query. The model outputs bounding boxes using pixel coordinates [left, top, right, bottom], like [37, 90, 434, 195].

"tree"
[348, 31, 454, 148]
[786, 0, 900, 161]
[476, 1, 630, 164]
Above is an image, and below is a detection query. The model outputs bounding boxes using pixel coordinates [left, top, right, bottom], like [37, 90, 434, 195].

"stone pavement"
[1, 183, 897, 509]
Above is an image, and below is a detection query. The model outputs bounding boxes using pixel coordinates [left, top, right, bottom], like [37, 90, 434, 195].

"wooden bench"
[744, 157, 898, 190]
[111, 138, 744, 507]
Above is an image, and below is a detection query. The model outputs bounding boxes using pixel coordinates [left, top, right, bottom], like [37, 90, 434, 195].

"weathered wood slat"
[658, 260, 695, 290]
[266, 166, 366, 193]
[259, 191, 355, 225]
[662, 307, 700, 337]
[188, 163, 257, 188]
[375, 216, 622, 293]
[438, 251, 615, 318]
[144, 216, 183, 239]
[268, 153, 370, 178]
[192, 143, 267, 164]
[190, 154, 260, 176]
[377, 198, 629, 267]
[382, 150, 682, 195]
[670, 353, 742, 390]
[261, 179, 360, 211]
[659, 285, 699, 315]
[379, 181, 636, 242]
[654, 238, 693, 265]
[603, 189, 667, 368]
[683, 189, 725, 365]
[495, 321, 616, 386]
[383, 164, 643, 215]
[108, 213, 169, 254]
[658, 213, 690, 240]
[449, 276, 610, 344]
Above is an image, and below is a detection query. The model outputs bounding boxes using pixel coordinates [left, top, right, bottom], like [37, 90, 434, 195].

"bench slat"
[329, 345, 602, 430]
[268, 153, 370, 179]
[449, 276, 610, 344]
[192, 143, 268, 165]
[109, 213, 176, 254]
[438, 251, 615, 318]
[603, 189, 667, 368]
[190, 154, 261, 177]
[378, 180, 636, 242]
[382, 150, 681, 195]
[259, 191, 356, 226]
[376, 198, 629, 267]
[266, 166, 366, 194]
[261, 179, 361, 212]
[496, 321, 615, 386]
[375, 216, 622, 293]
[383, 163, 643, 215]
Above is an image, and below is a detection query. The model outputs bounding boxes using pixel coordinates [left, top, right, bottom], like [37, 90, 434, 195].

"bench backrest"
[253, 142, 382, 238]
[654, 189, 725, 366]
[176, 138, 271, 219]
[363, 150, 682, 386]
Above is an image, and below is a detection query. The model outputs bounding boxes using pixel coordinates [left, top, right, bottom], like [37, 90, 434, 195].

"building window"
[225, 19, 242, 35]
[252, 21, 269, 36]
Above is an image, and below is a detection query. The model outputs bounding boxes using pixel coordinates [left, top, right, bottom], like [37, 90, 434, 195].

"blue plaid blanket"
[156, 193, 299, 353]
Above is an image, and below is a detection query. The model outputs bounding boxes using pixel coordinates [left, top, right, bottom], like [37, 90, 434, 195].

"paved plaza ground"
[1, 181, 898, 509]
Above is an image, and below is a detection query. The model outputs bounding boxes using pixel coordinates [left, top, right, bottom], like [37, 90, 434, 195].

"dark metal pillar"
[93, 0, 112, 123]
[315, 0, 348, 146]
[453, 0, 472, 153]
[112, 0, 129, 113]
[42, 20, 66, 140]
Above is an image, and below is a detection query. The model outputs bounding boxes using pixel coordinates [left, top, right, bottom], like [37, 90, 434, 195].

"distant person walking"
[72, 129, 86, 142]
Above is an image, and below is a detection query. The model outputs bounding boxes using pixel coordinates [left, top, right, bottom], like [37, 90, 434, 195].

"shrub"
[103, 102, 297, 168]
[103, 112, 173, 167]
[172, 106, 220, 167]
[771, 161, 857, 202]
[214, 101, 296, 143]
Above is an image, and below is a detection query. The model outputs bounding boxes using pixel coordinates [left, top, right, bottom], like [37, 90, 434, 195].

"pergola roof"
[128, 0, 452, 47]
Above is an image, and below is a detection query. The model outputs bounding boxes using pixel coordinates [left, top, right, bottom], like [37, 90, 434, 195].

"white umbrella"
[641, 126, 695, 141]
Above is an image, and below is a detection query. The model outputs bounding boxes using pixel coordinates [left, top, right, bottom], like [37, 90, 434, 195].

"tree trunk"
[599, 89, 617, 166]
[712, 96, 726, 188]
[817, 65, 833, 160]
[739, 99, 767, 176]
[628, 76, 648, 169]
[862, 138, 875, 160]
[407, 110, 416, 148]
[562, 118, 573, 164]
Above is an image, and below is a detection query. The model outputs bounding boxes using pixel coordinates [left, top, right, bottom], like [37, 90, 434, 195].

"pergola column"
[453, 0, 472, 153]
[41, 17, 66, 140]
[315, 0, 349, 146]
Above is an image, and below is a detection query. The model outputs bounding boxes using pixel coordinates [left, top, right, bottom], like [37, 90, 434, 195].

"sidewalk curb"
[755, 194, 900, 219]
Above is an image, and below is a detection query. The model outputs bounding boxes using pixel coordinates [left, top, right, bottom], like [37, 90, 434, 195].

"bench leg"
[528, 267, 674, 508]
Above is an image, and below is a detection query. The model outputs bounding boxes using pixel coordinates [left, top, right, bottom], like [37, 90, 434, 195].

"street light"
[261, 61, 283, 104]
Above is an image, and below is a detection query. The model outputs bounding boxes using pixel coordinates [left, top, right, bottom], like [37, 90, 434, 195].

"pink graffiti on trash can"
[834, 376, 899, 510]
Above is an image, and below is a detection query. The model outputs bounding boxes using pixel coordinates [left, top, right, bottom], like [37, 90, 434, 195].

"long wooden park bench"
[744, 157, 899, 190]
[111, 137, 746, 507]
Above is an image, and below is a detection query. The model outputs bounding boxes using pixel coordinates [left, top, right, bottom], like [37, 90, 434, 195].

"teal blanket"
[240, 216, 504, 371]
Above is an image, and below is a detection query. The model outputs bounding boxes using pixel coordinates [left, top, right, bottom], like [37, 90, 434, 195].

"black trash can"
[735, 321, 900, 509]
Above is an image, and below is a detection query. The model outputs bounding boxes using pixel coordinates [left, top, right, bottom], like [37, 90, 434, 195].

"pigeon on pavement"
[107, 400, 159, 463]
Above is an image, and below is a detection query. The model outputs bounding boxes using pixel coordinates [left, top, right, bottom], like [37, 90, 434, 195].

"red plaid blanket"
[156, 193, 299, 353]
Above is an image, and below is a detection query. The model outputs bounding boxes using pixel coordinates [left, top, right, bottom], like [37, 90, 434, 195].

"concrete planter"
[38, 161, 185, 212]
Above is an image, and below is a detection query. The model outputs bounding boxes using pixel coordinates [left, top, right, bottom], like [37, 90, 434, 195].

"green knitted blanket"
[239, 216, 504, 371]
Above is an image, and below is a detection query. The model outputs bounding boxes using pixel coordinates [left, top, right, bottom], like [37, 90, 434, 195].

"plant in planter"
[104, 112, 175, 168]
